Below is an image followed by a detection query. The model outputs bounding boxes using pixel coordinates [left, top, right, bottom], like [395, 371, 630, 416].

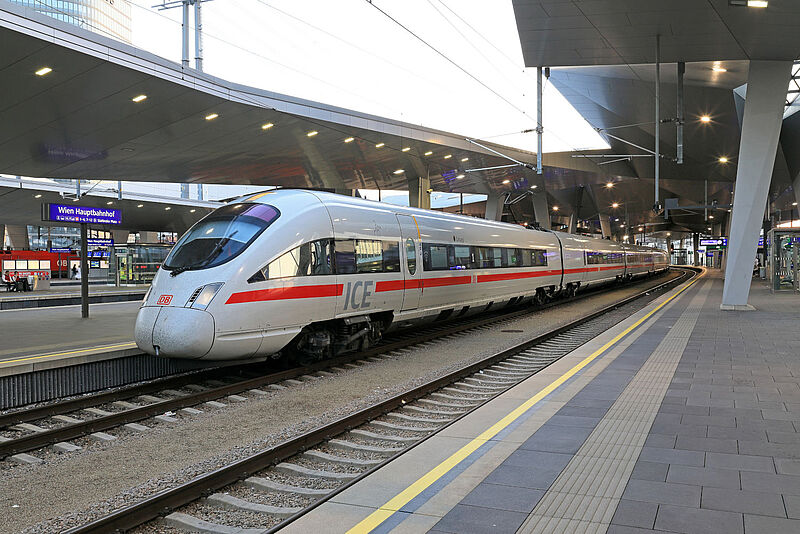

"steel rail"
[65, 267, 697, 534]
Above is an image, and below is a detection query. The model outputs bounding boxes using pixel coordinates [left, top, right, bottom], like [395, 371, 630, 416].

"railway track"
[0, 271, 682, 464]
[59, 267, 696, 534]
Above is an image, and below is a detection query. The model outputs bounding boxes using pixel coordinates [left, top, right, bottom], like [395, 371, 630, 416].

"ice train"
[134, 190, 668, 361]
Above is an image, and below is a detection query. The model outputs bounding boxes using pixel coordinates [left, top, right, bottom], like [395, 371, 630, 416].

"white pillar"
[485, 193, 504, 221]
[139, 231, 159, 243]
[568, 213, 577, 234]
[722, 60, 793, 310]
[599, 214, 611, 239]
[0, 225, 5, 249]
[5, 225, 29, 249]
[407, 176, 431, 210]
[531, 193, 550, 230]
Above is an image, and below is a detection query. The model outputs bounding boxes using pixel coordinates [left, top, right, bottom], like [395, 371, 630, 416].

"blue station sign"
[44, 203, 121, 225]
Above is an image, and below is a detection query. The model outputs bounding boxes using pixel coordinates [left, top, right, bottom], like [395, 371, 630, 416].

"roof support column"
[599, 214, 611, 239]
[568, 214, 577, 234]
[407, 176, 431, 210]
[485, 193, 504, 221]
[0, 225, 5, 249]
[5, 225, 29, 249]
[722, 60, 793, 310]
[531, 193, 550, 230]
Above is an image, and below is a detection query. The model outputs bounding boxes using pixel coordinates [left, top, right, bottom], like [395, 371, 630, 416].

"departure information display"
[43, 203, 121, 225]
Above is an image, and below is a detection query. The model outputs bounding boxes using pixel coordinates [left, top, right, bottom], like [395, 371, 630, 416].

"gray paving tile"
[667, 465, 741, 489]
[775, 459, 800, 476]
[675, 435, 738, 453]
[681, 414, 737, 428]
[432, 504, 527, 533]
[611, 499, 658, 529]
[483, 462, 566, 491]
[706, 426, 768, 442]
[742, 472, 800, 496]
[659, 404, 710, 416]
[706, 452, 776, 473]
[743, 514, 800, 534]
[767, 431, 800, 445]
[785, 495, 800, 519]
[459, 483, 543, 513]
[645, 434, 677, 448]
[545, 414, 601, 429]
[701, 487, 787, 517]
[630, 460, 669, 482]
[738, 440, 800, 459]
[655, 504, 743, 534]
[622, 479, 701, 508]
[638, 446, 705, 467]
[519, 424, 593, 454]
[556, 405, 608, 418]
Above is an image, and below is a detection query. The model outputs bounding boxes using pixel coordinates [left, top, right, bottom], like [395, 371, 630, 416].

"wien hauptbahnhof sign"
[42, 203, 122, 225]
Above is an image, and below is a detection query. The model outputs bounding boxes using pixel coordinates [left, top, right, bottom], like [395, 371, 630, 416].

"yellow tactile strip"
[516, 281, 712, 533]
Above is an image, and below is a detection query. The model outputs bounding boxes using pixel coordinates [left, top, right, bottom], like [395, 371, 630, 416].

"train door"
[396, 214, 422, 311]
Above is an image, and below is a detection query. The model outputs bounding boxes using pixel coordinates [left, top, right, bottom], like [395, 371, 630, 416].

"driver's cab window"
[248, 239, 333, 283]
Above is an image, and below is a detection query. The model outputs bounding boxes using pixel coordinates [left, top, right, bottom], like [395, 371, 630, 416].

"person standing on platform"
[71, 264, 78, 279]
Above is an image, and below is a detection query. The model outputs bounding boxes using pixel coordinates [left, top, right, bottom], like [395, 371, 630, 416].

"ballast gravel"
[0, 274, 680, 533]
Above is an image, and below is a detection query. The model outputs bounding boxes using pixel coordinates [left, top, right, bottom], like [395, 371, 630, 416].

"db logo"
[157, 295, 173, 305]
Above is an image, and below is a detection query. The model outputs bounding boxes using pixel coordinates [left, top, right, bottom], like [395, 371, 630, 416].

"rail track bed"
[0, 271, 683, 467]
[49, 268, 694, 534]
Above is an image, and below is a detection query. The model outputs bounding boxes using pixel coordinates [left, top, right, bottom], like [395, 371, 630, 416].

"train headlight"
[188, 282, 224, 310]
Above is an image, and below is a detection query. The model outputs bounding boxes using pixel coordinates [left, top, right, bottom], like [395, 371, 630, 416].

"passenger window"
[383, 241, 400, 272]
[334, 239, 357, 274]
[310, 239, 333, 275]
[508, 249, 523, 267]
[405, 238, 416, 275]
[355, 239, 383, 273]
[532, 249, 547, 267]
[423, 243, 450, 271]
[452, 245, 472, 270]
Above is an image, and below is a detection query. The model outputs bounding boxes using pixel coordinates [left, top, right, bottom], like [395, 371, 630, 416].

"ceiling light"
[612, 202, 620, 208]
[424, 151, 433, 156]
[402, 147, 411, 152]
[709, 215, 715, 219]
[132, 94, 147, 103]
[344, 137, 354, 143]
[73, 197, 80, 201]
[165, 206, 171, 211]
[205, 113, 219, 121]
[137, 204, 144, 208]
[393, 169, 405, 175]
[729, 0, 768, 7]
[502, 179, 510, 184]
[444, 154, 452, 159]
[793, 201, 798, 206]
[461, 157, 469, 162]
[700, 115, 711, 123]
[620, 223, 626, 227]
[190, 209, 196, 213]
[456, 174, 465, 179]
[261, 123, 274, 130]
[307, 130, 318, 137]
[712, 66, 727, 73]
[666, 232, 671, 237]
[719, 156, 728, 163]
[552, 206, 559, 211]
[639, 227, 644, 231]
[530, 185, 537, 189]
[375, 142, 385, 148]
[34, 194, 42, 198]
[708, 227, 712, 230]
[606, 182, 614, 188]
[106, 201, 113, 205]
[35, 67, 52, 76]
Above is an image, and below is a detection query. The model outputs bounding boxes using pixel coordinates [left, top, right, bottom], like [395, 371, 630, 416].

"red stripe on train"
[423, 276, 472, 288]
[477, 269, 562, 283]
[375, 279, 423, 292]
[226, 284, 344, 304]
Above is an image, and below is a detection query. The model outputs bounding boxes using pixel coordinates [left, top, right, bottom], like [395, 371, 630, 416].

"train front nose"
[135, 306, 216, 359]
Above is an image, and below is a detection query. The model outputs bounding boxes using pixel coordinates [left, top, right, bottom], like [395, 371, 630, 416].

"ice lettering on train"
[343, 280, 374, 310]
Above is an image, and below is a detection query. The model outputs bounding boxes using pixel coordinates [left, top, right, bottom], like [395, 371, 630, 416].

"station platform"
[285, 270, 800, 534]
[0, 284, 146, 310]
[0, 300, 140, 377]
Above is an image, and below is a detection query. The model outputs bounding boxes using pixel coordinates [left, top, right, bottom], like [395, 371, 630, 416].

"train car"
[0, 249, 80, 278]
[134, 190, 668, 362]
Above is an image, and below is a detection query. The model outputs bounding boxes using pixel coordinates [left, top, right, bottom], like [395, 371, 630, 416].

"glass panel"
[15, 260, 27, 270]
[382, 241, 400, 272]
[405, 238, 416, 275]
[452, 245, 472, 270]
[311, 239, 334, 275]
[335, 239, 357, 274]
[164, 203, 279, 272]
[423, 243, 450, 271]
[28, 260, 40, 270]
[355, 240, 383, 273]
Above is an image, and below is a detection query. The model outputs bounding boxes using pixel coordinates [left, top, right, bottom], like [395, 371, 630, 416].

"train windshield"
[163, 203, 280, 274]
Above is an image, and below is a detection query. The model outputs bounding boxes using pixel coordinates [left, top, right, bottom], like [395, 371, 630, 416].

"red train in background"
[0, 249, 80, 278]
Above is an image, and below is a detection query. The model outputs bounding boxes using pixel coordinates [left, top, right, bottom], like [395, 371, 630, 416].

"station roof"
[0, 176, 217, 233]
[0, 1, 560, 199]
[511, 1, 800, 235]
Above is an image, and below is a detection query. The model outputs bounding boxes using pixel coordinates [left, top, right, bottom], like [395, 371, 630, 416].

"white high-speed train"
[135, 190, 668, 362]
